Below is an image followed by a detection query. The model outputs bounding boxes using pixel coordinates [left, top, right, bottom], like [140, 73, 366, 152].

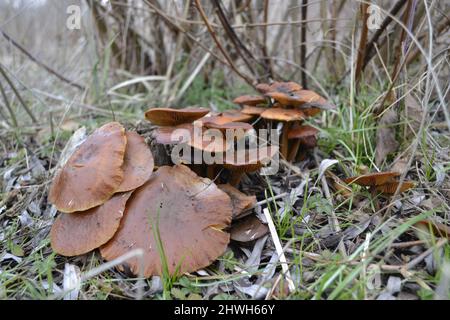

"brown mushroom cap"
[187, 127, 233, 153]
[50, 191, 132, 256]
[152, 123, 194, 145]
[233, 95, 266, 106]
[145, 107, 210, 126]
[230, 215, 269, 242]
[260, 108, 305, 122]
[224, 146, 279, 172]
[218, 184, 257, 219]
[375, 181, 415, 194]
[48, 122, 126, 213]
[288, 125, 319, 140]
[256, 81, 302, 94]
[343, 172, 401, 187]
[100, 165, 232, 277]
[117, 132, 154, 192]
[241, 105, 268, 116]
[266, 90, 333, 110]
[221, 110, 255, 123]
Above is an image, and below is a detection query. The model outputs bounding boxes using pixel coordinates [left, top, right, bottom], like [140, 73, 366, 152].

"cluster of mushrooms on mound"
[48, 81, 415, 278]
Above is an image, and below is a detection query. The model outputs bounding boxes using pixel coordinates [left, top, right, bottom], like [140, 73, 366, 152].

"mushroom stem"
[281, 122, 291, 159]
[287, 139, 301, 162]
[229, 171, 244, 187]
[206, 165, 216, 180]
[369, 186, 380, 211]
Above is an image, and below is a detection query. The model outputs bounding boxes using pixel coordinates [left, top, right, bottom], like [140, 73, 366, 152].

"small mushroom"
[230, 215, 269, 242]
[287, 125, 319, 162]
[50, 191, 132, 256]
[220, 110, 255, 123]
[48, 122, 127, 213]
[218, 184, 257, 219]
[117, 131, 155, 192]
[145, 107, 209, 126]
[224, 146, 279, 186]
[256, 81, 302, 94]
[241, 105, 268, 116]
[260, 108, 305, 159]
[265, 89, 334, 111]
[151, 123, 194, 145]
[233, 95, 267, 106]
[100, 165, 232, 277]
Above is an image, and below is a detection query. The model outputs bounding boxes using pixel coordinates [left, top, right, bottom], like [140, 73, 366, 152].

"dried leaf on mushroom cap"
[48, 122, 126, 213]
[100, 165, 232, 277]
[51, 191, 132, 256]
[117, 131, 154, 192]
[144, 107, 209, 126]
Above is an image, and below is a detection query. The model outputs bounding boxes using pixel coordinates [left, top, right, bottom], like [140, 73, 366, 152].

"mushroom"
[117, 131, 154, 192]
[145, 107, 210, 126]
[218, 184, 257, 219]
[224, 146, 279, 186]
[344, 171, 414, 201]
[100, 165, 232, 277]
[241, 105, 268, 116]
[265, 89, 334, 111]
[232, 95, 267, 106]
[220, 110, 255, 123]
[230, 215, 269, 242]
[151, 123, 194, 145]
[287, 125, 319, 162]
[48, 122, 127, 213]
[50, 191, 132, 256]
[260, 108, 305, 159]
[256, 81, 302, 95]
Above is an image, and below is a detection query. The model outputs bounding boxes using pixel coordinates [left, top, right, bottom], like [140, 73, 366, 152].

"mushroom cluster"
[233, 81, 335, 161]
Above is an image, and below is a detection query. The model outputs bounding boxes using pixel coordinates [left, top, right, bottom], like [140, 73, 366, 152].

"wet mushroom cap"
[224, 146, 279, 172]
[230, 215, 269, 242]
[233, 95, 266, 106]
[375, 181, 415, 194]
[218, 184, 257, 219]
[145, 107, 210, 126]
[48, 122, 126, 213]
[100, 165, 233, 277]
[241, 105, 268, 116]
[260, 108, 305, 122]
[152, 123, 194, 145]
[343, 172, 401, 187]
[220, 110, 255, 123]
[50, 191, 132, 256]
[116, 132, 155, 192]
[288, 125, 319, 140]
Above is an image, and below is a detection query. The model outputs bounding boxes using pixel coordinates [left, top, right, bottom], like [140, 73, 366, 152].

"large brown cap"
[151, 123, 194, 145]
[230, 215, 269, 242]
[220, 110, 255, 123]
[100, 165, 232, 277]
[343, 172, 400, 187]
[288, 125, 319, 140]
[48, 122, 126, 213]
[260, 108, 305, 122]
[51, 191, 132, 256]
[117, 132, 154, 192]
[233, 95, 266, 106]
[224, 146, 279, 172]
[218, 184, 257, 219]
[256, 81, 302, 94]
[145, 107, 210, 126]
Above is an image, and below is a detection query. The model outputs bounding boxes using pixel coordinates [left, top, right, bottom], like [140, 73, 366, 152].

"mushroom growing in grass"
[145, 107, 210, 126]
[256, 81, 302, 95]
[232, 95, 267, 106]
[218, 184, 257, 219]
[287, 125, 319, 162]
[50, 191, 132, 256]
[259, 108, 305, 159]
[100, 165, 232, 277]
[224, 146, 279, 186]
[48, 122, 127, 213]
[230, 215, 269, 242]
[344, 171, 415, 205]
[265, 89, 334, 113]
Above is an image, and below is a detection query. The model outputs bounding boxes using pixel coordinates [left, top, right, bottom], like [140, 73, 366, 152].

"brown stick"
[300, 0, 308, 88]
[355, 2, 369, 86]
